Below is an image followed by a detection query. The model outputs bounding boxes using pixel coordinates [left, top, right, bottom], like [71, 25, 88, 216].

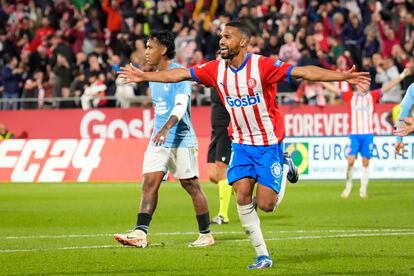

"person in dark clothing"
[21, 78, 39, 110]
[1, 56, 22, 110]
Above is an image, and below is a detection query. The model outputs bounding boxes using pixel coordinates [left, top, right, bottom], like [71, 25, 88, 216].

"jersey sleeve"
[174, 80, 192, 96]
[370, 89, 382, 102]
[190, 60, 218, 87]
[259, 57, 294, 84]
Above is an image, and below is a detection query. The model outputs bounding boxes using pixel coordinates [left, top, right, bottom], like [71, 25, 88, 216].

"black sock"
[196, 212, 210, 234]
[135, 213, 152, 234]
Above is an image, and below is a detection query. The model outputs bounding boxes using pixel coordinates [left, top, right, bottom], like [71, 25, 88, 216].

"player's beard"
[220, 47, 240, 60]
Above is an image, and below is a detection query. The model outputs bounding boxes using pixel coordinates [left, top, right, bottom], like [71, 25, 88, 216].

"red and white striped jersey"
[341, 90, 382, 134]
[190, 53, 293, 145]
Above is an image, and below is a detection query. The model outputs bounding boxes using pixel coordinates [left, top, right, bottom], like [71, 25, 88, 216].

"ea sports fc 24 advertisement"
[0, 105, 412, 182]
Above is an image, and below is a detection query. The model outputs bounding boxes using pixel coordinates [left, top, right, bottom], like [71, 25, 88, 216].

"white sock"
[361, 167, 369, 192]
[237, 202, 268, 257]
[275, 164, 289, 210]
[345, 166, 353, 189]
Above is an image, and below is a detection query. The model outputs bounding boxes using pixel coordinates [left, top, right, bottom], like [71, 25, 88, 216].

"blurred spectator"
[362, 30, 380, 58]
[102, 0, 122, 34]
[115, 76, 137, 108]
[373, 13, 404, 58]
[52, 54, 73, 107]
[326, 36, 344, 65]
[1, 56, 22, 110]
[402, 57, 414, 91]
[295, 80, 327, 106]
[188, 50, 207, 68]
[28, 17, 55, 51]
[28, 44, 49, 75]
[279, 33, 301, 65]
[261, 34, 281, 57]
[0, 123, 14, 139]
[70, 70, 87, 108]
[342, 13, 364, 67]
[313, 21, 329, 54]
[81, 72, 107, 110]
[21, 78, 38, 109]
[375, 58, 402, 103]
[85, 52, 106, 77]
[50, 33, 76, 67]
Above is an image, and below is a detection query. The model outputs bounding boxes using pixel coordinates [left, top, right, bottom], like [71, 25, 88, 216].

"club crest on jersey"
[274, 59, 284, 67]
[226, 94, 261, 107]
[164, 84, 170, 91]
[247, 78, 257, 89]
[270, 162, 282, 178]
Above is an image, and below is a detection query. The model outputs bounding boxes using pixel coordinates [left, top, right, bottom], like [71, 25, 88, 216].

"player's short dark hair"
[224, 21, 251, 39]
[149, 30, 176, 59]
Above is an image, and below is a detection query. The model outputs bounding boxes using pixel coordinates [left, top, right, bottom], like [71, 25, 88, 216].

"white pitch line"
[2, 228, 414, 240]
[0, 245, 120, 253]
[1, 231, 413, 253]
[226, 231, 414, 243]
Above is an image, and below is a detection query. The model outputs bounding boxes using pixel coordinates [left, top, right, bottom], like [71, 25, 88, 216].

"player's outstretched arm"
[382, 68, 412, 94]
[291, 65, 371, 92]
[118, 63, 192, 84]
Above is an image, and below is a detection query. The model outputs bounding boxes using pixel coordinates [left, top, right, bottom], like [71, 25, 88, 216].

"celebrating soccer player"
[322, 68, 411, 198]
[119, 21, 370, 269]
[114, 31, 214, 248]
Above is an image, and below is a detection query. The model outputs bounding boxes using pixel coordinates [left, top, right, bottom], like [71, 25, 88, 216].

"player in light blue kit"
[114, 31, 214, 248]
[394, 82, 414, 155]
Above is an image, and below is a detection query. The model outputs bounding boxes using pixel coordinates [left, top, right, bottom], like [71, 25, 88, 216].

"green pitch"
[1, 180, 414, 275]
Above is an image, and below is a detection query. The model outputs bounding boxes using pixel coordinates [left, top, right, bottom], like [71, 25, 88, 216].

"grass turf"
[0, 180, 413, 275]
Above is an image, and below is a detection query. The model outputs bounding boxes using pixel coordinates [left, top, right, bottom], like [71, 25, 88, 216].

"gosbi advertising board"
[0, 105, 411, 182]
[0, 104, 394, 139]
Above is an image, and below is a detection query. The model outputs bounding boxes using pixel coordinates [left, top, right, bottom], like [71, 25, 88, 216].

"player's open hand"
[393, 117, 414, 137]
[153, 128, 169, 146]
[118, 63, 145, 84]
[343, 65, 371, 92]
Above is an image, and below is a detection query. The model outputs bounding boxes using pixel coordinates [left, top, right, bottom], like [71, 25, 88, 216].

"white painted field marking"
[1, 231, 414, 253]
[2, 228, 414, 240]
[226, 231, 414, 243]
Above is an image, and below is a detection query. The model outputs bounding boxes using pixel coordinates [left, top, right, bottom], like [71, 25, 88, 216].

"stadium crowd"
[0, 0, 413, 110]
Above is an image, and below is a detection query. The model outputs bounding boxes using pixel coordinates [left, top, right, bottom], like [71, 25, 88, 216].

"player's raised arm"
[382, 68, 412, 94]
[118, 63, 192, 84]
[291, 65, 371, 92]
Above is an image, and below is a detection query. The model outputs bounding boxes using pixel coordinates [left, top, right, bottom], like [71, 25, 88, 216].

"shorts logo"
[270, 162, 282, 178]
[285, 142, 309, 175]
[247, 78, 257, 89]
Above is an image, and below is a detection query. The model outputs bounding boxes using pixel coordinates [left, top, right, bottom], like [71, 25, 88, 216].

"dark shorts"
[207, 126, 232, 165]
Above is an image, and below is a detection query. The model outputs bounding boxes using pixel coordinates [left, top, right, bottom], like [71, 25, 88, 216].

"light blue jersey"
[396, 83, 414, 142]
[150, 62, 197, 148]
